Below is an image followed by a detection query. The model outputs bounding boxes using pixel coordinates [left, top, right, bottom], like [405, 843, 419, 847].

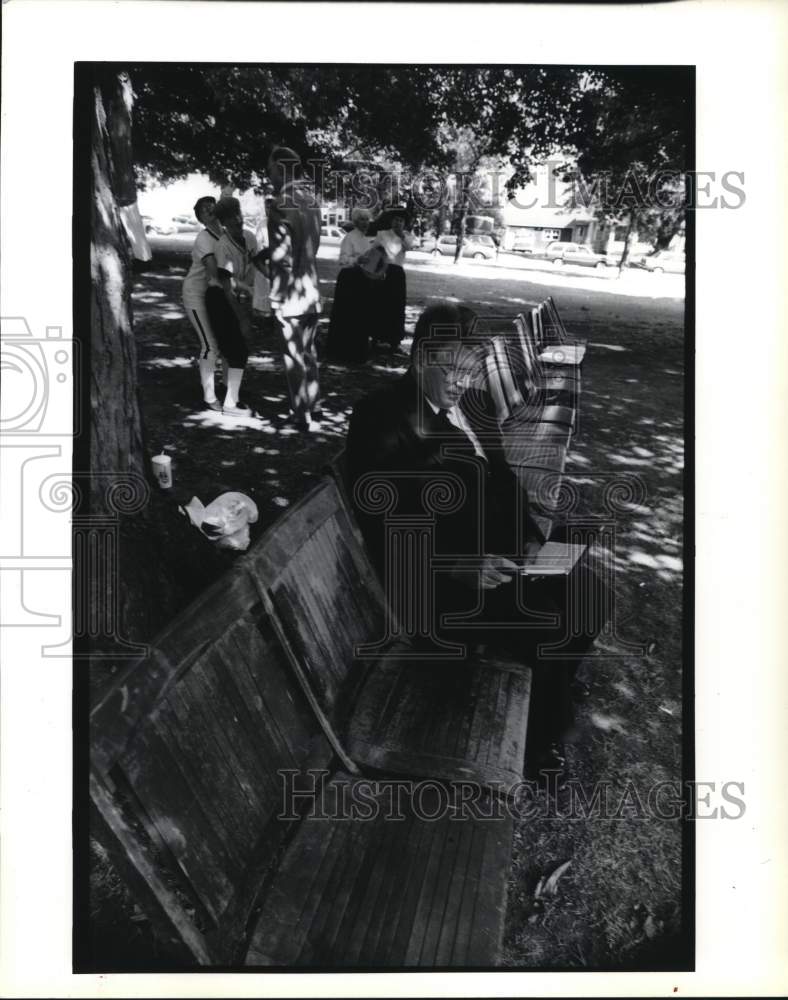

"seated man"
[346, 302, 608, 775]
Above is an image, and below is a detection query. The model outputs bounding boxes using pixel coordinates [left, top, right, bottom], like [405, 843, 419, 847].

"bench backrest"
[245, 477, 388, 759]
[544, 296, 570, 343]
[513, 311, 548, 393]
[90, 549, 334, 963]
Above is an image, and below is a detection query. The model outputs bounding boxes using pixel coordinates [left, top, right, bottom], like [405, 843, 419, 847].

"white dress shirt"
[425, 396, 487, 459]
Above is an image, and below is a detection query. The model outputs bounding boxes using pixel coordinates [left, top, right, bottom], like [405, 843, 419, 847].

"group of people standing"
[182, 146, 322, 430]
[182, 144, 417, 430]
[326, 206, 415, 363]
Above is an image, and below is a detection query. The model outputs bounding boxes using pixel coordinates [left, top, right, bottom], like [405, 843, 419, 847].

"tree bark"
[453, 204, 467, 264]
[90, 71, 146, 507]
[616, 211, 637, 276]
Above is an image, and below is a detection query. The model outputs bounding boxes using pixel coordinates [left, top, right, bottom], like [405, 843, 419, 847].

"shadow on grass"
[89, 251, 688, 972]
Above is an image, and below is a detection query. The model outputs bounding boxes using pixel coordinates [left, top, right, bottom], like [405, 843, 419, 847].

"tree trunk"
[90, 71, 146, 505]
[453, 204, 467, 264]
[653, 213, 684, 252]
[616, 211, 637, 276]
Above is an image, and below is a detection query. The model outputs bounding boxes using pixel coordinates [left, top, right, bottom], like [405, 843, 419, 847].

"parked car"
[639, 249, 686, 274]
[421, 234, 497, 260]
[320, 225, 345, 244]
[170, 214, 201, 234]
[143, 216, 195, 236]
[142, 216, 175, 235]
[543, 241, 612, 269]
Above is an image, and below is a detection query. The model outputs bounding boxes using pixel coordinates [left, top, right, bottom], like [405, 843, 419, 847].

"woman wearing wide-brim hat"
[367, 205, 415, 352]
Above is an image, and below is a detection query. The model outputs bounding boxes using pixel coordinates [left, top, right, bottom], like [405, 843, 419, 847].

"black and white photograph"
[78, 58, 694, 972]
[1, 1, 787, 996]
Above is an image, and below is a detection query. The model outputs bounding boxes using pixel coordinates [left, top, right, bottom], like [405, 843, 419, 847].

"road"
[146, 233, 685, 303]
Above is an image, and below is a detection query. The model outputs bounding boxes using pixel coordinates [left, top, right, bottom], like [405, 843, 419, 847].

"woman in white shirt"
[338, 208, 373, 267]
[326, 208, 376, 363]
[370, 207, 414, 351]
[182, 196, 224, 409]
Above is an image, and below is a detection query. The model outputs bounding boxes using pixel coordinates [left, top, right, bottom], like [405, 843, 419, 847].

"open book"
[520, 541, 587, 576]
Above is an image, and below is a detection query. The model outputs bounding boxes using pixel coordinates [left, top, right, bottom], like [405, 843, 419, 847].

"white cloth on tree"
[119, 203, 152, 262]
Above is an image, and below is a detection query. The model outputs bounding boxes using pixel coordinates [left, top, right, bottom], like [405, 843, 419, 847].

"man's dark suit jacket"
[346, 370, 545, 594]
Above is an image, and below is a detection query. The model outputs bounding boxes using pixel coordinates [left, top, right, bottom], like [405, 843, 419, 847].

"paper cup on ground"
[152, 453, 172, 489]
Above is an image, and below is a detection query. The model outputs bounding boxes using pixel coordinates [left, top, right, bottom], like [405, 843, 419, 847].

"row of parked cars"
[142, 214, 202, 236]
[145, 214, 684, 275]
[317, 227, 499, 260]
[514, 240, 686, 274]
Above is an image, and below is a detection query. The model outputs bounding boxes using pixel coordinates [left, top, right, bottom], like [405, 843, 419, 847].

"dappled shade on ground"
[94, 248, 686, 970]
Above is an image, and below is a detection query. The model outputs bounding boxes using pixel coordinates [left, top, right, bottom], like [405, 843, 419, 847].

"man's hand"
[450, 556, 519, 590]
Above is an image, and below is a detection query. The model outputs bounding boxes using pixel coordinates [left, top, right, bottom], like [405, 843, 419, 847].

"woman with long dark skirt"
[369, 207, 414, 352]
[325, 208, 373, 363]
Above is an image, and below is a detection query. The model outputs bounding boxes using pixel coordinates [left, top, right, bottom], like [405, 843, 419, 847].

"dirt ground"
[90, 248, 688, 970]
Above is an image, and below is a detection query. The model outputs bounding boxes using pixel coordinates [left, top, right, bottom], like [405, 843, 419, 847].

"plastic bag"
[182, 492, 259, 551]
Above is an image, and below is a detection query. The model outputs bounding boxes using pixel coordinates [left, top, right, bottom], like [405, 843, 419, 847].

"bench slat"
[346, 655, 530, 787]
[245, 779, 511, 967]
[119, 722, 237, 923]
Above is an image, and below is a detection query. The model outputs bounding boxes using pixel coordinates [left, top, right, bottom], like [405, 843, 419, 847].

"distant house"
[321, 203, 348, 227]
[501, 203, 599, 252]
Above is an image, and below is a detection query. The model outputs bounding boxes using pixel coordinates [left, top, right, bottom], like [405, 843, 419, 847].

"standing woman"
[370, 206, 415, 352]
[326, 207, 374, 363]
[182, 196, 223, 410]
[267, 146, 323, 431]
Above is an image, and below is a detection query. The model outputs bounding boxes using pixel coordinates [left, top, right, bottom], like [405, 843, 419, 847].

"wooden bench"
[90, 301, 592, 967]
[246, 477, 533, 790]
[473, 303, 584, 539]
[90, 479, 528, 967]
[536, 296, 588, 367]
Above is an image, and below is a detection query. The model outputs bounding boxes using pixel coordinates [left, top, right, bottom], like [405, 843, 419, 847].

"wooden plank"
[152, 689, 258, 868]
[210, 637, 303, 788]
[346, 657, 530, 787]
[119, 723, 237, 922]
[223, 618, 328, 771]
[249, 569, 361, 776]
[545, 295, 588, 347]
[90, 773, 214, 965]
[91, 562, 261, 775]
[414, 801, 463, 965]
[245, 818, 347, 965]
[245, 779, 513, 967]
[338, 802, 410, 965]
[185, 653, 283, 811]
[539, 343, 586, 366]
[366, 800, 432, 965]
[464, 803, 513, 965]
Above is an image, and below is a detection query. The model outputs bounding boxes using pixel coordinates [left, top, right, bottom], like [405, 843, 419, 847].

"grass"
[88, 249, 687, 969]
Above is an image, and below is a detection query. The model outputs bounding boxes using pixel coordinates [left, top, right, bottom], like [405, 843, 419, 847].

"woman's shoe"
[223, 402, 253, 417]
[204, 399, 222, 412]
